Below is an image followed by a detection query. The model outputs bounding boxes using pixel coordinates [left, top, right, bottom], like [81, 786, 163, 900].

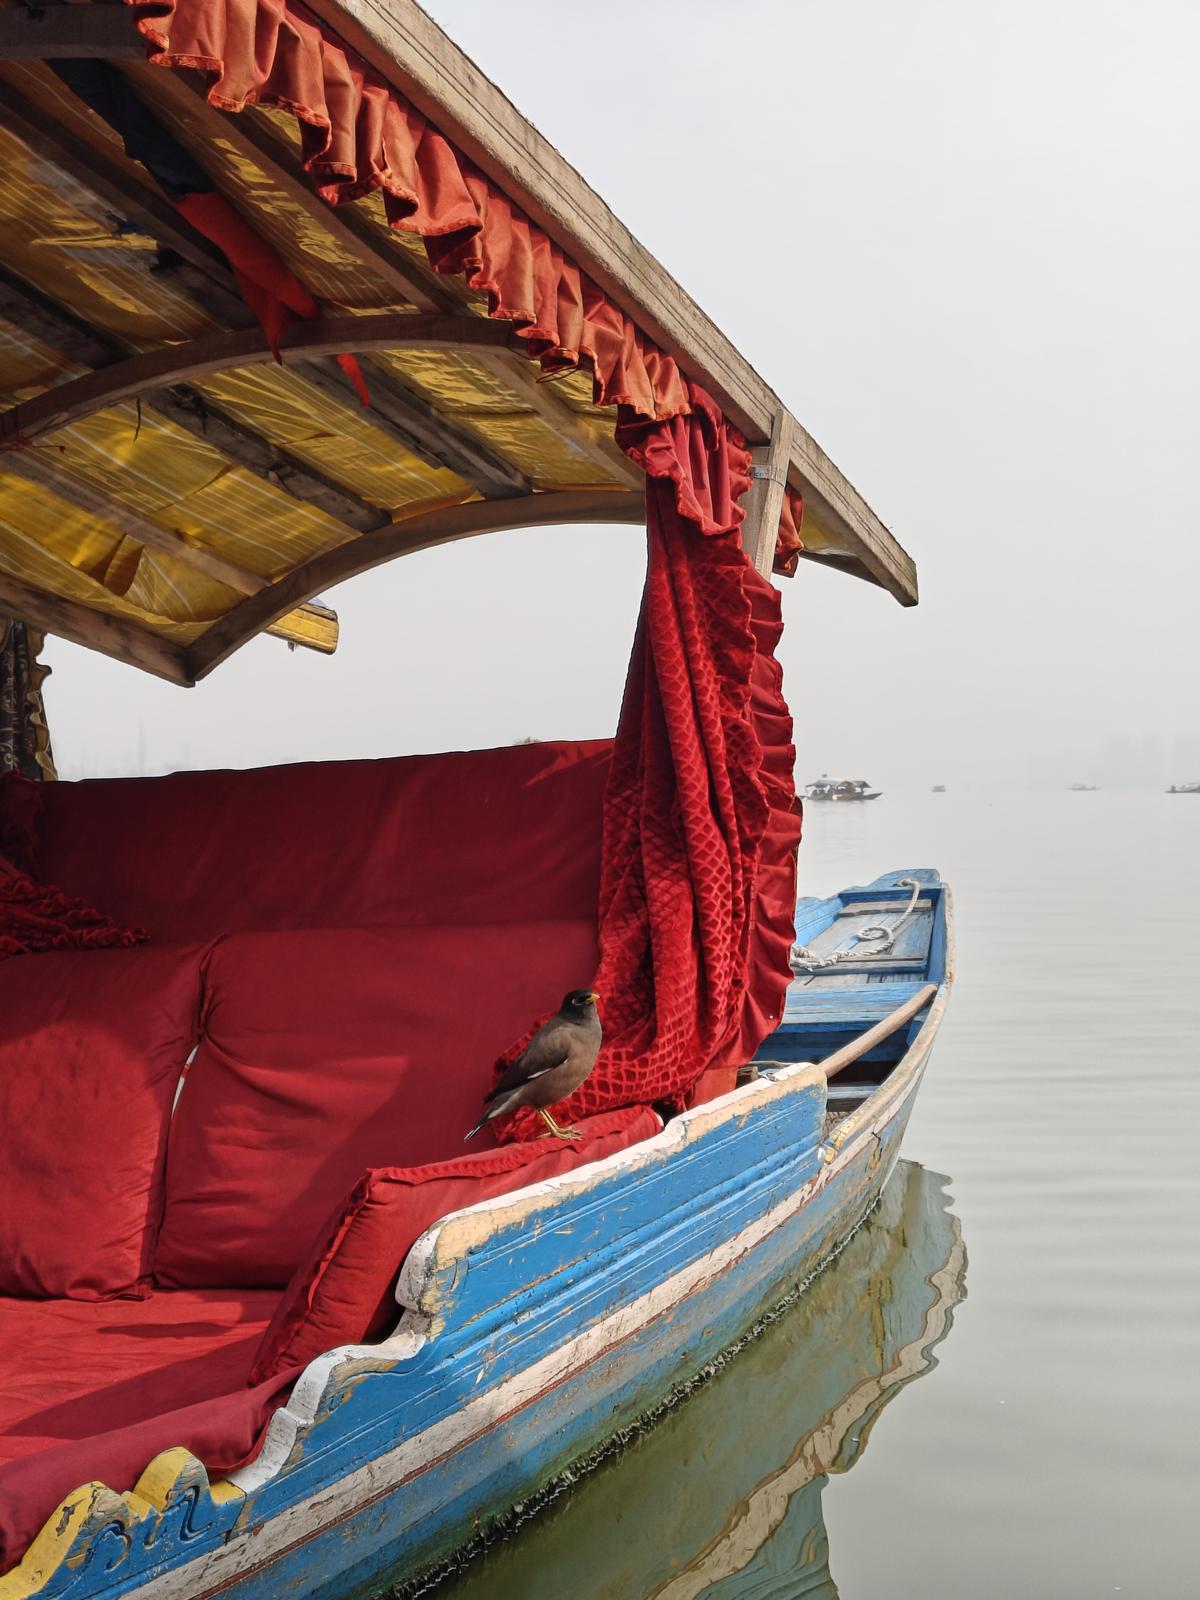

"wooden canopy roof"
[0, 0, 917, 687]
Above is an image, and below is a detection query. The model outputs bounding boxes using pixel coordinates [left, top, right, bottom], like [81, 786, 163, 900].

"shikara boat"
[0, 2, 949, 1597]
[1166, 782, 1200, 794]
[804, 778, 882, 802]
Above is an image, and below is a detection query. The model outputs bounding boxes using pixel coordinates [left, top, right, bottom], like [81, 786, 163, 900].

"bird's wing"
[485, 1024, 573, 1101]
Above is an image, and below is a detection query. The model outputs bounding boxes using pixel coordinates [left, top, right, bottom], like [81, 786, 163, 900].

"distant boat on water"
[931, 784, 947, 793]
[805, 776, 882, 802]
[1068, 783, 1099, 792]
[1166, 781, 1200, 794]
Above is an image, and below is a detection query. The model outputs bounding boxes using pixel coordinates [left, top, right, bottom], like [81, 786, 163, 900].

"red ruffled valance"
[128, 0, 690, 421]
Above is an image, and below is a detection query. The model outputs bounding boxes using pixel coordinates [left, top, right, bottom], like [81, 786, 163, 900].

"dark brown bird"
[464, 989, 602, 1142]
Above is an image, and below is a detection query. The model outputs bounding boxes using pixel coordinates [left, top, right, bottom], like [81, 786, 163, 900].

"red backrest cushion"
[16, 741, 610, 941]
[0, 853, 145, 961]
[0, 944, 207, 1298]
[154, 918, 601, 1289]
[249, 1106, 661, 1381]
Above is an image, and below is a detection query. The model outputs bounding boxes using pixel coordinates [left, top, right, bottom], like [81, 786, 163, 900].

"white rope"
[791, 877, 923, 972]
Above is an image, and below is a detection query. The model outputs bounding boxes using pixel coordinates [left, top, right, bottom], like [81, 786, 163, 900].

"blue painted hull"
[300, 1107, 913, 1600]
[10, 871, 951, 1600]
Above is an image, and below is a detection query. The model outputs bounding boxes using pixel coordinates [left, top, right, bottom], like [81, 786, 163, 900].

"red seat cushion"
[19, 741, 610, 941]
[0, 853, 145, 961]
[0, 945, 208, 1299]
[0, 1289, 289, 1576]
[250, 1106, 661, 1382]
[154, 919, 601, 1289]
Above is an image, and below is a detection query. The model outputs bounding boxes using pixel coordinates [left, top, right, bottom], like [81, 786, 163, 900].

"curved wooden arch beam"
[0, 315, 525, 447]
[187, 488, 646, 681]
[0, 566, 190, 685]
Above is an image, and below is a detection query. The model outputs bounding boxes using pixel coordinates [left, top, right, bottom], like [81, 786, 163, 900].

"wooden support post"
[741, 411, 794, 579]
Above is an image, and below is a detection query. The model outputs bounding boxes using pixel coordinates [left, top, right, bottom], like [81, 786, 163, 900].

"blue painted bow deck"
[11, 870, 951, 1600]
[758, 868, 947, 1069]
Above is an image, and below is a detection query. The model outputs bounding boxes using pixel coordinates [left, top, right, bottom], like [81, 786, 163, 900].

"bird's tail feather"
[463, 1112, 490, 1142]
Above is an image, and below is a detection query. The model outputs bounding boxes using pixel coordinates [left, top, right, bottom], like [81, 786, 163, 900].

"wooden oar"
[819, 983, 938, 1081]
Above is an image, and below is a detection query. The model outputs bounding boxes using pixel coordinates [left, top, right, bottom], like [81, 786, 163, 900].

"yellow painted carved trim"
[0, 1449, 243, 1599]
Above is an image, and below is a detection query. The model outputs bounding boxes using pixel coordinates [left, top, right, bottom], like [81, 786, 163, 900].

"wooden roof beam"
[0, 8, 144, 61]
[0, 76, 538, 501]
[306, 0, 917, 603]
[0, 265, 390, 534]
[0, 314, 525, 444]
[1, 451, 340, 655]
[188, 487, 645, 679]
[0, 566, 191, 684]
[0, 77, 232, 283]
[299, 353, 531, 499]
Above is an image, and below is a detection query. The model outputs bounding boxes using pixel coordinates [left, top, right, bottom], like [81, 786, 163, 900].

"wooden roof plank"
[2, 450, 270, 596]
[0, 314, 524, 443]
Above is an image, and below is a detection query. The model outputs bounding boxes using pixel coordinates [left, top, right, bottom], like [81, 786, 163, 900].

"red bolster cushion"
[0, 944, 208, 1298]
[154, 919, 601, 1289]
[249, 1105, 661, 1382]
[0, 853, 145, 961]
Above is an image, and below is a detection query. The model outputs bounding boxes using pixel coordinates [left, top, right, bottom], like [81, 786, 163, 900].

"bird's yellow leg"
[538, 1108, 582, 1141]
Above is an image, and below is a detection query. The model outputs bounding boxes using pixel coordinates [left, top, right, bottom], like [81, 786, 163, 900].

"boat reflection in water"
[431, 1160, 966, 1600]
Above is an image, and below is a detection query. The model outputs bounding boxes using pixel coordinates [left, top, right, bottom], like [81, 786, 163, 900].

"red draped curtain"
[127, 0, 801, 1110]
[500, 387, 800, 1131]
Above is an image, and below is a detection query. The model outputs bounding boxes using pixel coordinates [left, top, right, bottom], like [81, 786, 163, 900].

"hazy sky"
[43, 0, 1200, 787]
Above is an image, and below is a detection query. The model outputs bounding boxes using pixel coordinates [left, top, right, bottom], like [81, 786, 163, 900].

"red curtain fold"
[497, 383, 800, 1134]
[776, 487, 805, 578]
[128, 0, 689, 420]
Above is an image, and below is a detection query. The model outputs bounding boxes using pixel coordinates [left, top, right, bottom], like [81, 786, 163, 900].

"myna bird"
[465, 989, 602, 1142]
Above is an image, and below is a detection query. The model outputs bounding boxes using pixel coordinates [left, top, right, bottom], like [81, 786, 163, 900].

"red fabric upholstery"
[250, 1106, 660, 1382]
[129, 0, 689, 422]
[0, 1289, 291, 1574]
[154, 918, 600, 1288]
[0, 853, 145, 961]
[497, 386, 800, 1136]
[19, 740, 608, 943]
[0, 945, 207, 1299]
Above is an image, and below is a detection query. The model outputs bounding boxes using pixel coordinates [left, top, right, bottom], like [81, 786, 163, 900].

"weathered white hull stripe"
[130, 1076, 917, 1600]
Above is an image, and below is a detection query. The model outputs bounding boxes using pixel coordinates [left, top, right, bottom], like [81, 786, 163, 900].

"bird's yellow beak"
[586, 991, 600, 1005]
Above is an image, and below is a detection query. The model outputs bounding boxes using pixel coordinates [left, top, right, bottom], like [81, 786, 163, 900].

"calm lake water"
[429, 789, 1200, 1600]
